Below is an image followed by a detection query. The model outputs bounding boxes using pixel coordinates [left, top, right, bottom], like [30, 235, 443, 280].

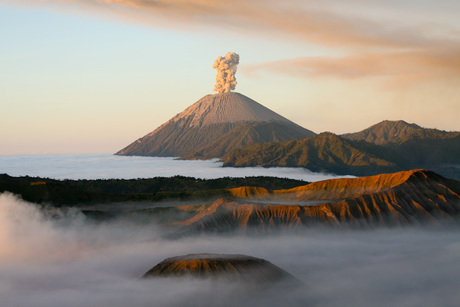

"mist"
[1, 192, 460, 307]
[0, 154, 353, 181]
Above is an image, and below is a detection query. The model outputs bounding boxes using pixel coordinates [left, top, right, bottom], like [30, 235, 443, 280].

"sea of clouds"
[1, 192, 460, 307]
[0, 154, 354, 181]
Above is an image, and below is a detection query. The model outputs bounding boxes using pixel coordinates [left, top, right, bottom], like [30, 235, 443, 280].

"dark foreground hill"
[143, 253, 299, 286]
[223, 121, 460, 179]
[0, 174, 307, 206]
[167, 170, 460, 237]
[116, 92, 314, 158]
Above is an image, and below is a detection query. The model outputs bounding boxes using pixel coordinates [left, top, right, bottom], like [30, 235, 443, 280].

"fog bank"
[1, 193, 459, 307]
[0, 154, 354, 181]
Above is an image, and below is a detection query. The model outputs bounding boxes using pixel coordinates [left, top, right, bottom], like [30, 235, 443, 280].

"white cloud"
[1, 192, 460, 307]
[0, 154, 354, 181]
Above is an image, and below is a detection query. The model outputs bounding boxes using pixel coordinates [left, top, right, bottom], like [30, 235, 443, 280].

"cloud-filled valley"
[1, 192, 460, 307]
[0, 154, 353, 181]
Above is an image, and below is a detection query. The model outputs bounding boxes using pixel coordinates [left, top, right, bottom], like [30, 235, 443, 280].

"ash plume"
[213, 52, 240, 93]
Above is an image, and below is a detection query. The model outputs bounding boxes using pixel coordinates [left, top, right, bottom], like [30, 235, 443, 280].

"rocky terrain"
[3, 169, 459, 237]
[167, 170, 460, 237]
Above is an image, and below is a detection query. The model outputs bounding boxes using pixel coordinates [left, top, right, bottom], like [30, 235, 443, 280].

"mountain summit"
[342, 120, 425, 144]
[116, 92, 315, 158]
[168, 92, 295, 126]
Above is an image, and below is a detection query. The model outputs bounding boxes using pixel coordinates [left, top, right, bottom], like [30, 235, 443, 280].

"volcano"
[142, 253, 300, 286]
[116, 92, 315, 158]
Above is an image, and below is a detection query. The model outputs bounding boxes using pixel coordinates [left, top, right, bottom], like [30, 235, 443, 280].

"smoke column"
[213, 52, 240, 93]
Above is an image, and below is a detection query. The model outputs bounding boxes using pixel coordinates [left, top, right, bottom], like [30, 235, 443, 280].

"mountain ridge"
[167, 170, 460, 237]
[222, 122, 460, 179]
[342, 120, 456, 145]
[223, 132, 398, 175]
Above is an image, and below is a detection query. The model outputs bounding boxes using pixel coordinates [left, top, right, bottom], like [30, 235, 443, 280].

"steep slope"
[142, 253, 299, 285]
[227, 186, 270, 198]
[223, 132, 397, 175]
[168, 170, 460, 237]
[274, 169, 436, 200]
[116, 92, 314, 157]
[184, 121, 311, 159]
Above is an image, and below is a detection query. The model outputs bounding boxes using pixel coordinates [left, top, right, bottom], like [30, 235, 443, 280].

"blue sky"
[1, 0, 459, 155]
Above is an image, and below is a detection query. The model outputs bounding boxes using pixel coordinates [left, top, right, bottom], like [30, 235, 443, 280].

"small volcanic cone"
[142, 253, 299, 286]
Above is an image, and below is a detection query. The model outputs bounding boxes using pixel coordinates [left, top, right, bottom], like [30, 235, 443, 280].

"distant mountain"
[168, 170, 460, 237]
[223, 121, 460, 179]
[344, 121, 460, 178]
[342, 120, 455, 144]
[116, 92, 314, 157]
[223, 132, 398, 176]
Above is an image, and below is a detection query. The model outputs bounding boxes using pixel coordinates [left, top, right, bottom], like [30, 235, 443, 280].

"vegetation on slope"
[223, 132, 398, 176]
[0, 174, 308, 206]
[223, 122, 460, 179]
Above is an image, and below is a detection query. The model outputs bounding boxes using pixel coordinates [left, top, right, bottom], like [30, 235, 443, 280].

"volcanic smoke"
[213, 52, 240, 93]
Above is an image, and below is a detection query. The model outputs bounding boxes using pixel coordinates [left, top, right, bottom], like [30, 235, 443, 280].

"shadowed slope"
[184, 121, 311, 159]
[223, 132, 396, 175]
[223, 125, 460, 179]
[342, 121, 460, 179]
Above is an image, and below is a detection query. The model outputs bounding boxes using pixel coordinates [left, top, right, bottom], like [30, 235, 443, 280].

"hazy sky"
[1, 0, 459, 155]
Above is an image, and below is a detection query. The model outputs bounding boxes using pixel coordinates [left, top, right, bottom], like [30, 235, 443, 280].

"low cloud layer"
[0, 154, 353, 181]
[1, 192, 460, 307]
